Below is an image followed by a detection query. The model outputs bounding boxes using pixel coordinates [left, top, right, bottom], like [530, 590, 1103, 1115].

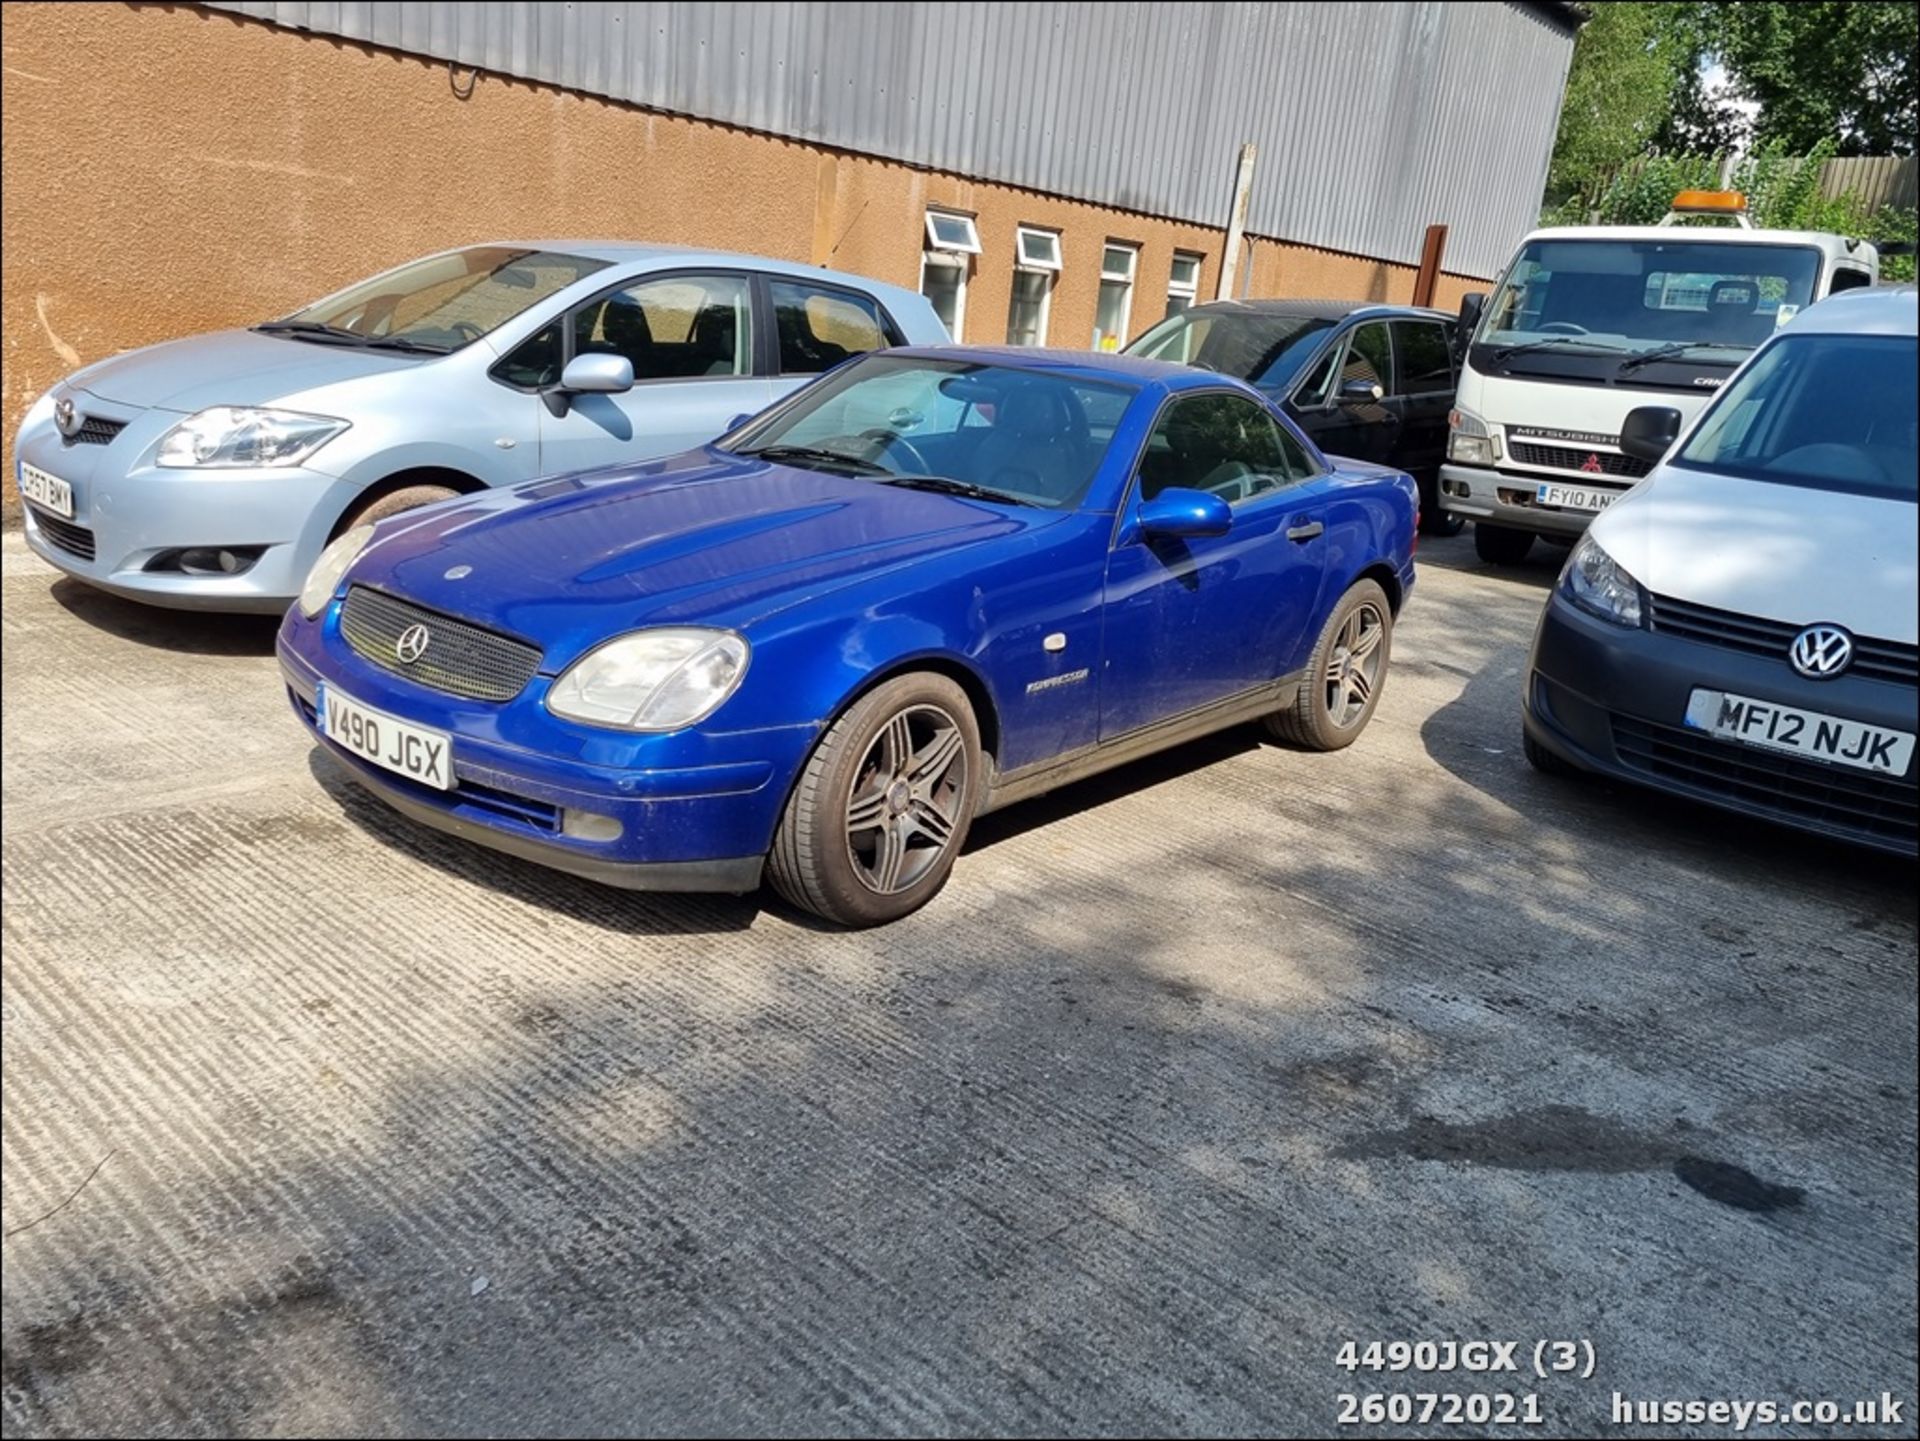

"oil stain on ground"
[1339, 1104, 1807, 1213]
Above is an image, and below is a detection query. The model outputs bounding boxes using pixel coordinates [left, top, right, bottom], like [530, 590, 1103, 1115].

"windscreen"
[1473, 238, 1823, 379]
[1127, 311, 1337, 392]
[724, 354, 1137, 510]
[273, 247, 609, 353]
[1674, 332, 1917, 501]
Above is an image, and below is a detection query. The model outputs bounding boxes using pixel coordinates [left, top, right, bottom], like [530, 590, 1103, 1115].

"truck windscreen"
[1471, 239, 1823, 383]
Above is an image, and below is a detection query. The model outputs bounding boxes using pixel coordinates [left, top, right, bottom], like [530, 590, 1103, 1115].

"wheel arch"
[325, 465, 488, 541]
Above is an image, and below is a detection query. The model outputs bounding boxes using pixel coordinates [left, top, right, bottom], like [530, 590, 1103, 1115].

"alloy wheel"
[843, 703, 969, 894]
[1323, 602, 1386, 728]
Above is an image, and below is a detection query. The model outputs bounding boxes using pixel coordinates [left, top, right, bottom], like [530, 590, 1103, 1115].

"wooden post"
[1216, 143, 1257, 301]
[1412, 224, 1448, 308]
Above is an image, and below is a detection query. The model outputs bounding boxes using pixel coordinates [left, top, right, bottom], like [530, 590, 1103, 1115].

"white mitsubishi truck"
[1440, 190, 1880, 563]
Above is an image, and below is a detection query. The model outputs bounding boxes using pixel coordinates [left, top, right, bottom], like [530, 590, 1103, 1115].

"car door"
[765, 276, 905, 404]
[1099, 391, 1331, 740]
[1388, 317, 1457, 477]
[529, 271, 773, 475]
[1286, 318, 1401, 466]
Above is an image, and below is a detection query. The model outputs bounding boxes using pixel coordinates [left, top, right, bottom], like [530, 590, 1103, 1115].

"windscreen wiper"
[737, 443, 890, 476]
[1615, 341, 1742, 375]
[361, 335, 453, 354]
[253, 320, 369, 344]
[1490, 336, 1619, 362]
[880, 474, 1037, 507]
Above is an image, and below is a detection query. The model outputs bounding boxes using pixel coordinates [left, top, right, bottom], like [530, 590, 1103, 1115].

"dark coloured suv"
[1127, 299, 1462, 533]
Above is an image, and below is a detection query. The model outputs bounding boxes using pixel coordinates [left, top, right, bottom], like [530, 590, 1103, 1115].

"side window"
[573, 273, 753, 381]
[1137, 393, 1304, 506]
[770, 279, 893, 375]
[1344, 322, 1395, 395]
[494, 322, 562, 389]
[1826, 268, 1872, 295]
[1391, 320, 1454, 395]
[1273, 422, 1321, 483]
[1292, 341, 1343, 407]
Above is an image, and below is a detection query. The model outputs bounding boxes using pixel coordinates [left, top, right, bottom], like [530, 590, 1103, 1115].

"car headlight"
[297, 524, 374, 619]
[1447, 407, 1500, 467]
[157, 406, 348, 468]
[1560, 533, 1645, 627]
[547, 628, 750, 731]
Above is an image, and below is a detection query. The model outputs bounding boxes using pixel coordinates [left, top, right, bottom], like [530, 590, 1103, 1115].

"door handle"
[1286, 521, 1324, 542]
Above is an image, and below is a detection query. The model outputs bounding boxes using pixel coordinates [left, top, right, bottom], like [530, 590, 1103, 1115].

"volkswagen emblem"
[395, 624, 432, 665]
[1789, 623, 1853, 680]
[54, 397, 78, 437]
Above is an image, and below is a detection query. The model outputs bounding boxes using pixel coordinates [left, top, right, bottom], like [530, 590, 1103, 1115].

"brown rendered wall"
[1, 2, 1487, 506]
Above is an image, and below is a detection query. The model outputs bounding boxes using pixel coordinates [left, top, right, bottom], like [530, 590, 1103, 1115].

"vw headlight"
[1447, 407, 1500, 467]
[297, 524, 374, 619]
[547, 628, 750, 731]
[157, 406, 348, 468]
[1560, 533, 1645, 627]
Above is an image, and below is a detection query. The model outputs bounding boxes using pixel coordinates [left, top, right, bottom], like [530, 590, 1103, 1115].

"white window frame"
[1015, 225, 1064, 273]
[924, 210, 982, 256]
[1168, 251, 1203, 309]
[919, 249, 968, 341]
[1095, 242, 1139, 350]
[1008, 225, 1061, 347]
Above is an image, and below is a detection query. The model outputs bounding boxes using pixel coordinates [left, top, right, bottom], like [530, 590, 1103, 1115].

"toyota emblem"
[1789, 624, 1853, 680]
[54, 397, 78, 437]
[395, 624, 432, 665]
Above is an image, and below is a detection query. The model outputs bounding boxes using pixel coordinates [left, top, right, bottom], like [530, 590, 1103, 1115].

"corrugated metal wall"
[204, 1, 1575, 278]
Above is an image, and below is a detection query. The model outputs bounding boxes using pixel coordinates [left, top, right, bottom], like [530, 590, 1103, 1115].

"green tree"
[1544, 2, 1686, 217]
[1704, 1, 1917, 156]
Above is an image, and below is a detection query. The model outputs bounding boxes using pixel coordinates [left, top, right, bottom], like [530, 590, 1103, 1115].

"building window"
[1006, 225, 1061, 346]
[1166, 252, 1203, 317]
[920, 210, 980, 340]
[1093, 243, 1138, 351]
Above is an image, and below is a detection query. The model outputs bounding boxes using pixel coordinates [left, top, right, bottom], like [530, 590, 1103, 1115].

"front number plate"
[19, 463, 74, 520]
[316, 682, 454, 790]
[1684, 688, 1915, 776]
[1536, 482, 1617, 513]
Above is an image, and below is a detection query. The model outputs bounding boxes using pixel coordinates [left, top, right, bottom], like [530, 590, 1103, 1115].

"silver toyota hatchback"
[14, 243, 947, 611]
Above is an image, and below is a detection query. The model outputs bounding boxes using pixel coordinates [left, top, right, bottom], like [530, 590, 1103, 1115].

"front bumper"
[1524, 592, 1919, 856]
[1439, 463, 1631, 538]
[17, 408, 350, 613]
[277, 618, 800, 892]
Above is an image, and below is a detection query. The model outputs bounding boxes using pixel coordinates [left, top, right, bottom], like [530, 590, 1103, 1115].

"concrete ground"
[2, 528, 1914, 1438]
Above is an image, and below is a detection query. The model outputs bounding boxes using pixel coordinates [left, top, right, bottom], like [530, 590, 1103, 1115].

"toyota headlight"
[547, 629, 750, 731]
[297, 524, 374, 619]
[1560, 533, 1644, 627]
[157, 406, 348, 468]
[1447, 407, 1500, 467]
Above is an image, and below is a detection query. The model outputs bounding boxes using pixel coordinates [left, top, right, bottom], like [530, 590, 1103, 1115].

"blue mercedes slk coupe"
[277, 347, 1417, 926]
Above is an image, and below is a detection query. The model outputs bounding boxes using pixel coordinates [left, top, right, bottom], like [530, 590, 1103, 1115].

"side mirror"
[542, 352, 635, 417]
[1455, 292, 1486, 356]
[1137, 487, 1232, 540]
[1337, 377, 1385, 405]
[1620, 405, 1682, 464]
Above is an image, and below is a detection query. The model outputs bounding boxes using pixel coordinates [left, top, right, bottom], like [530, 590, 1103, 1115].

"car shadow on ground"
[51, 578, 283, 657]
[1419, 646, 1915, 907]
[1415, 528, 1565, 590]
[304, 748, 766, 936]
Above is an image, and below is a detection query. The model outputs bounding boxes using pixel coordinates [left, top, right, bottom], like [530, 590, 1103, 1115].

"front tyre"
[768, 672, 982, 927]
[1266, 578, 1394, 751]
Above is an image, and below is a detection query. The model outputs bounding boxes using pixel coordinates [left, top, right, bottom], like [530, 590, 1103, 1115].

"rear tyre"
[1417, 473, 1465, 536]
[1265, 579, 1393, 751]
[1473, 522, 1535, 566]
[1523, 729, 1575, 776]
[768, 672, 982, 928]
[339, 484, 462, 534]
